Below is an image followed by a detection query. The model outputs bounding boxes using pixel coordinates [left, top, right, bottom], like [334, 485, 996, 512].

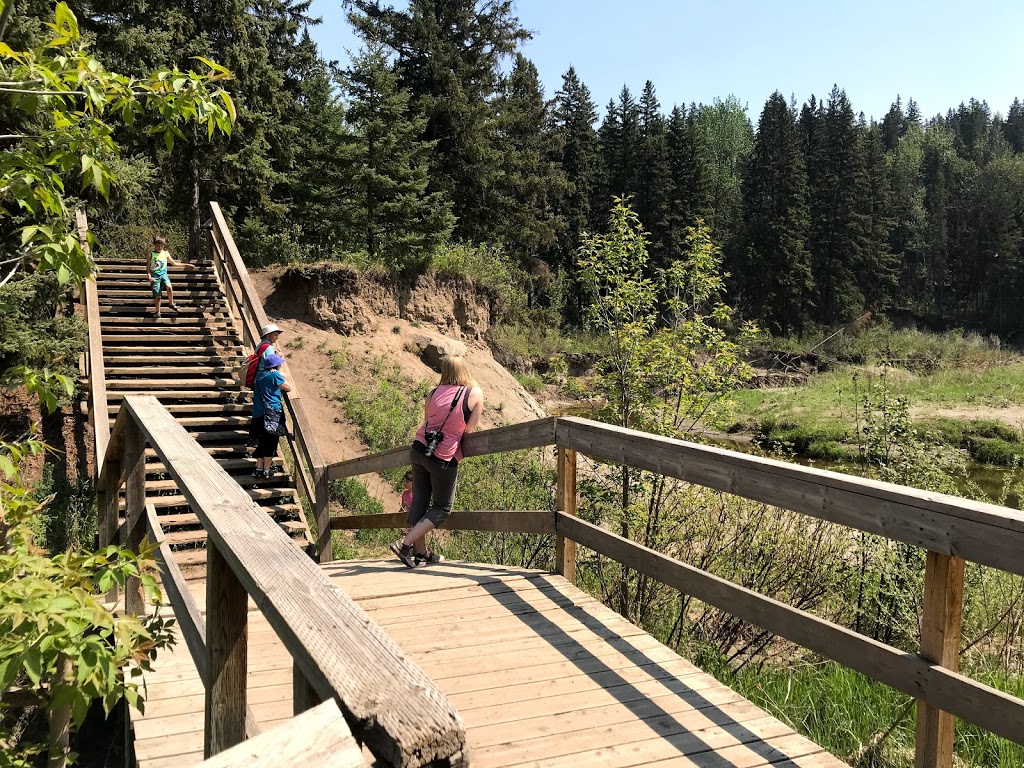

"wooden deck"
[132, 559, 846, 768]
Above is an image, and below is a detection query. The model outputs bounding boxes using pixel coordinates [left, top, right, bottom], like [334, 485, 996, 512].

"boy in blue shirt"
[251, 353, 291, 478]
[148, 234, 194, 319]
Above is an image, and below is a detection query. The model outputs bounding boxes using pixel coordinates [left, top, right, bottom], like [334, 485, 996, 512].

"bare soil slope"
[251, 268, 546, 512]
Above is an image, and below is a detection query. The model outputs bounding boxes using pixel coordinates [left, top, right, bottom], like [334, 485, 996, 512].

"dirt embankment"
[251, 265, 546, 511]
[260, 263, 503, 340]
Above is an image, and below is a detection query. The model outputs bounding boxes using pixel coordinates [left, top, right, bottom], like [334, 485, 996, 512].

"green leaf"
[53, 2, 80, 40]
[22, 646, 43, 685]
[218, 91, 236, 125]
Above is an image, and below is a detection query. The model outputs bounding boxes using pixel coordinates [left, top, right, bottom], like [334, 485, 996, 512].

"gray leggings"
[407, 446, 458, 527]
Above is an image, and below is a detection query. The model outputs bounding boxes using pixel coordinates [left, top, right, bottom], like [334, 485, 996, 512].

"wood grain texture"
[915, 552, 966, 768]
[326, 417, 558, 481]
[555, 446, 578, 585]
[123, 395, 466, 767]
[558, 417, 1024, 576]
[204, 542, 248, 758]
[331, 509, 555, 534]
[557, 513, 1024, 745]
[145, 506, 261, 740]
[197, 701, 365, 768]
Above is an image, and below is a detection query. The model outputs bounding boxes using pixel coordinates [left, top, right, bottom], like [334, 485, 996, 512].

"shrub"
[513, 372, 544, 393]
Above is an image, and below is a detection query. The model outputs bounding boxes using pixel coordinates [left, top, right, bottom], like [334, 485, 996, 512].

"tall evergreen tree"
[1003, 98, 1024, 154]
[347, 0, 529, 242]
[805, 86, 870, 322]
[552, 66, 600, 262]
[665, 104, 713, 237]
[740, 91, 812, 334]
[492, 54, 567, 261]
[636, 81, 672, 260]
[858, 122, 897, 310]
[340, 44, 455, 268]
[81, 0, 319, 259]
[599, 86, 641, 200]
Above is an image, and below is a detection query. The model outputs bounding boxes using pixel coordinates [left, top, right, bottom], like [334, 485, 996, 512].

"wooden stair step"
[112, 402, 251, 414]
[98, 297, 228, 307]
[110, 390, 249, 401]
[102, 336, 241, 345]
[155, 505, 300, 529]
[132, 487, 296, 509]
[160, 519, 306, 548]
[145, 473, 294, 493]
[112, 415, 250, 429]
[103, 355, 231, 365]
[172, 533, 308, 570]
[147, 457, 275, 475]
[105, 365, 235, 376]
[106, 377, 237, 389]
[144, 444, 251, 459]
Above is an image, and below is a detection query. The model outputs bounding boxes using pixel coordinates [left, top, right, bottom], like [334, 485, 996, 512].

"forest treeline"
[40, 0, 1024, 337]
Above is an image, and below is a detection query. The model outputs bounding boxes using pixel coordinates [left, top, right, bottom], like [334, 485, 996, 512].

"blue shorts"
[151, 274, 171, 296]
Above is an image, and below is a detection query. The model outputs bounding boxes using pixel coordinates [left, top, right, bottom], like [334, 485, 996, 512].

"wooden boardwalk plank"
[132, 560, 847, 768]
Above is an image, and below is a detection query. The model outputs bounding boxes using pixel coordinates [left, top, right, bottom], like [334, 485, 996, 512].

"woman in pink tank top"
[391, 355, 484, 568]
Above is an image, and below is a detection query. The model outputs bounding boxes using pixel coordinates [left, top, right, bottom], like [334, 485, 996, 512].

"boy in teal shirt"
[148, 234, 194, 318]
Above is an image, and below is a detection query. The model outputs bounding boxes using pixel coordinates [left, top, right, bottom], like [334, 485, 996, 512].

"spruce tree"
[491, 54, 567, 262]
[805, 86, 870, 323]
[552, 66, 600, 263]
[1004, 98, 1024, 153]
[636, 81, 672, 261]
[599, 86, 641, 200]
[347, 0, 529, 242]
[858, 122, 897, 310]
[81, 0, 319, 259]
[340, 44, 455, 269]
[666, 104, 713, 236]
[740, 91, 812, 334]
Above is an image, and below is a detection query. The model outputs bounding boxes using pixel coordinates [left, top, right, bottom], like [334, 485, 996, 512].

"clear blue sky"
[307, 0, 1024, 121]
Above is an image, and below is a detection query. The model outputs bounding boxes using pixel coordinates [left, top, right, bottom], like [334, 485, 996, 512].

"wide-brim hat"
[260, 322, 283, 337]
[264, 353, 285, 369]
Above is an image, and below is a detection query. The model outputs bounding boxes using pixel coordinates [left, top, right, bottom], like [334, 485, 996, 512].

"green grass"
[731, 364, 1024, 465]
[489, 322, 605, 362]
[513, 372, 544, 393]
[767, 327, 1014, 369]
[721, 660, 1024, 768]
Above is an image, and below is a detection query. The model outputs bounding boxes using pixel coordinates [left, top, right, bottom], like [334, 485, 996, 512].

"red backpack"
[236, 341, 271, 389]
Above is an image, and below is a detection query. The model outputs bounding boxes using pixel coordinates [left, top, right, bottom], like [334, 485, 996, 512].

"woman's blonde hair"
[440, 355, 475, 387]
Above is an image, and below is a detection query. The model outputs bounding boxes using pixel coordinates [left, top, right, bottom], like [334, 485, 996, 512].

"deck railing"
[207, 202, 331, 561]
[325, 414, 1024, 768]
[99, 395, 467, 766]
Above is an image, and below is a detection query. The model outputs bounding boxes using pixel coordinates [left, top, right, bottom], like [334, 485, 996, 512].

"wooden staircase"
[92, 255, 311, 570]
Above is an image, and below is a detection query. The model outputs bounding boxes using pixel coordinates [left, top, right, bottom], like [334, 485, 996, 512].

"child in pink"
[399, 471, 413, 517]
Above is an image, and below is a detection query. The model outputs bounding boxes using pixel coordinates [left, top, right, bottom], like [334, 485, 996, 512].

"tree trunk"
[47, 654, 73, 768]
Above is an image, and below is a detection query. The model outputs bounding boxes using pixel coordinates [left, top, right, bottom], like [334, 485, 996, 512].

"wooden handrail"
[207, 202, 331, 560]
[556, 416, 1024, 577]
[145, 504, 261, 739]
[102, 395, 466, 766]
[331, 413, 1024, 764]
[556, 512, 1024, 745]
[198, 700, 365, 768]
[332, 509, 555, 534]
[325, 416, 558, 481]
[76, 210, 112, 496]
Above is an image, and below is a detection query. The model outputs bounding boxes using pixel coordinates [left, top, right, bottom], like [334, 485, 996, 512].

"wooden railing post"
[293, 661, 323, 716]
[314, 469, 332, 563]
[915, 551, 965, 768]
[555, 445, 577, 585]
[122, 420, 146, 615]
[205, 541, 248, 757]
